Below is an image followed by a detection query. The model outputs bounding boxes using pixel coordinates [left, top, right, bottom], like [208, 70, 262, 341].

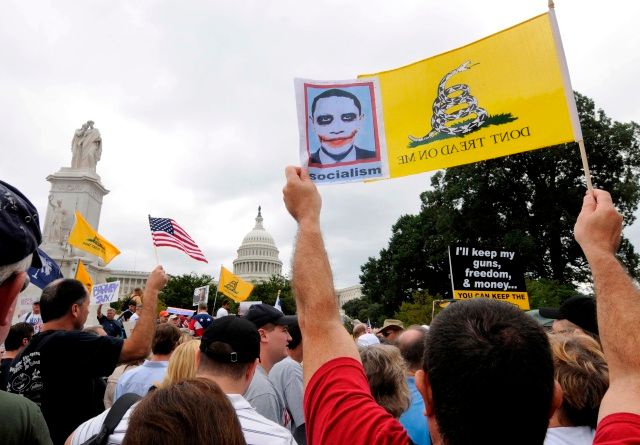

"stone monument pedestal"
[41, 167, 109, 263]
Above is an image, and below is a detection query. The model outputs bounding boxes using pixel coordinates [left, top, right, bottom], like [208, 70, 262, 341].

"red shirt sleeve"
[304, 357, 412, 445]
[594, 413, 640, 444]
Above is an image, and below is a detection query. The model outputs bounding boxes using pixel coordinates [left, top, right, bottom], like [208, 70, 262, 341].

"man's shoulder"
[309, 149, 322, 165]
[355, 146, 376, 159]
[228, 394, 295, 444]
[594, 413, 640, 444]
[70, 403, 137, 445]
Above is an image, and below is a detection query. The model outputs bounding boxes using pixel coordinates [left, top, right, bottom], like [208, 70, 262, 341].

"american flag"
[149, 216, 208, 263]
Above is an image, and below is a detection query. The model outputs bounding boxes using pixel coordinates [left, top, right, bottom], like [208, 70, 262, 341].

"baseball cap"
[539, 296, 598, 335]
[245, 303, 296, 329]
[379, 319, 404, 335]
[200, 316, 260, 363]
[0, 180, 42, 268]
[159, 310, 169, 317]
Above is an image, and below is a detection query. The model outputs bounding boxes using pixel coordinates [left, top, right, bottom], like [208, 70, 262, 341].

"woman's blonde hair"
[158, 339, 200, 388]
[548, 332, 609, 428]
[359, 344, 410, 418]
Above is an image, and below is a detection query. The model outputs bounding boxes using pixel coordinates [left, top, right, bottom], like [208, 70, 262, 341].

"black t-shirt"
[0, 357, 13, 391]
[7, 330, 124, 445]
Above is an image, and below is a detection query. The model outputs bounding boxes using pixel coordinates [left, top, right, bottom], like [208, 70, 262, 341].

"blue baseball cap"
[0, 180, 42, 268]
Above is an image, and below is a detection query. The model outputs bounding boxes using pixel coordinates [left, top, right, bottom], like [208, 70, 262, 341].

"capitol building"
[233, 207, 283, 283]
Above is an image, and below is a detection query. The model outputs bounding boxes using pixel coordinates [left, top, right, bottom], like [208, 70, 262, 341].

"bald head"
[397, 327, 428, 372]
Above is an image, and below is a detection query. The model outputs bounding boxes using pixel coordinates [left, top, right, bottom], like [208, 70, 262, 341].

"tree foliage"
[360, 92, 640, 316]
[247, 275, 297, 315]
[159, 273, 214, 311]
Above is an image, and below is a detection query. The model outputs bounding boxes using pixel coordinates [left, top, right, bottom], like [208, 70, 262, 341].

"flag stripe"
[149, 216, 208, 263]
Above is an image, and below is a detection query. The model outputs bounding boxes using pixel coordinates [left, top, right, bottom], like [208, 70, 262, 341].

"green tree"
[394, 291, 443, 326]
[360, 92, 640, 315]
[248, 275, 297, 315]
[342, 297, 386, 326]
[525, 278, 582, 310]
[159, 273, 214, 311]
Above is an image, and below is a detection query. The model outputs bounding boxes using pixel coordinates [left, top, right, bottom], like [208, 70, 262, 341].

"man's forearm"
[119, 284, 159, 361]
[293, 222, 338, 324]
[293, 222, 360, 385]
[587, 251, 640, 376]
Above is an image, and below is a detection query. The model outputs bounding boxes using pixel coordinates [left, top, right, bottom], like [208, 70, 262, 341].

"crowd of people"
[1, 170, 640, 445]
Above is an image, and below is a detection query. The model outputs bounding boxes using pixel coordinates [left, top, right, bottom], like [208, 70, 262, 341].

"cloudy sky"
[1, 0, 638, 288]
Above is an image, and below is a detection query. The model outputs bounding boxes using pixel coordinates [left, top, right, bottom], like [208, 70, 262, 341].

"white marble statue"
[71, 120, 102, 171]
[47, 194, 67, 245]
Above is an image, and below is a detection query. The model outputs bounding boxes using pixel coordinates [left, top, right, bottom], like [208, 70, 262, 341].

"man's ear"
[550, 380, 563, 418]
[258, 328, 268, 343]
[415, 369, 435, 416]
[0, 272, 26, 327]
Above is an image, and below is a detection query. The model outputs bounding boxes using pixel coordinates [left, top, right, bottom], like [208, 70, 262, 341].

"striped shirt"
[70, 394, 296, 445]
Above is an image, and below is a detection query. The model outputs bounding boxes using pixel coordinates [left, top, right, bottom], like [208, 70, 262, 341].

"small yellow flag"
[68, 211, 121, 265]
[360, 12, 580, 179]
[75, 260, 93, 295]
[217, 266, 254, 303]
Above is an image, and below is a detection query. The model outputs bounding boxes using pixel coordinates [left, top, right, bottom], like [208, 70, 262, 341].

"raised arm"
[119, 265, 167, 362]
[283, 167, 360, 385]
[574, 189, 640, 419]
[96, 303, 103, 319]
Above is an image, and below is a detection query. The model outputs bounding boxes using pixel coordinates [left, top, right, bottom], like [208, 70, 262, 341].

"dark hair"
[152, 324, 181, 355]
[5, 322, 34, 351]
[40, 279, 88, 322]
[398, 327, 428, 371]
[198, 344, 253, 380]
[222, 299, 230, 307]
[424, 299, 554, 445]
[288, 320, 302, 350]
[311, 88, 362, 116]
[123, 378, 245, 445]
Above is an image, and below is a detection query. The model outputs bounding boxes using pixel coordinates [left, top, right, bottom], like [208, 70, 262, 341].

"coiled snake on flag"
[409, 61, 487, 142]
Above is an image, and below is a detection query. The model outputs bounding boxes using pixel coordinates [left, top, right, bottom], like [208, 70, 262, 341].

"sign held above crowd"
[296, 8, 589, 187]
[449, 245, 529, 310]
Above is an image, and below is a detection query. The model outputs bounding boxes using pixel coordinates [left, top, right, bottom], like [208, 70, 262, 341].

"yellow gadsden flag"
[218, 266, 253, 303]
[75, 260, 93, 295]
[360, 12, 581, 179]
[68, 211, 121, 265]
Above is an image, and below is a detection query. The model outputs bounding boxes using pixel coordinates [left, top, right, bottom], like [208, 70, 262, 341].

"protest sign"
[193, 285, 210, 307]
[449, 245, 529, 310]
[295, 78, 389, 185]
[167, 307, 195, 316]
[92, 281, 121, 305]
[238, 301, 262, 317]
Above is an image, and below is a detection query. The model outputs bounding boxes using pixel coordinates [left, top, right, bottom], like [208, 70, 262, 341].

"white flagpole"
[548, 0, 593, 191]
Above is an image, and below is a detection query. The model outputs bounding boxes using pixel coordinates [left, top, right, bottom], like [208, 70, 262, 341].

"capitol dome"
[233, 207, 283, 283]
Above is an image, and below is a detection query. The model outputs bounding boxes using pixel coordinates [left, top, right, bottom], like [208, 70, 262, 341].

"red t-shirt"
[594, 413, 640, 444]
[304, 356, 412, 445]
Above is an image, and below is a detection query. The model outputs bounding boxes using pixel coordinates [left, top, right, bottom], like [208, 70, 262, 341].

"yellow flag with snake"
[359, 11, 581, 179]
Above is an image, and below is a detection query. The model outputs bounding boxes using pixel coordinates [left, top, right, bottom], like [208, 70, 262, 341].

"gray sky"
[1, 0, 638, 288]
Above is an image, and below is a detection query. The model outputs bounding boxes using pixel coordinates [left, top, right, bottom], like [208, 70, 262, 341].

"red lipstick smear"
[319, 131, 357, 149]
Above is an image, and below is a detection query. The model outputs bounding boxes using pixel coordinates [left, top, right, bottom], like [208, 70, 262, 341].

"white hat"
[357, 333, 380, 347]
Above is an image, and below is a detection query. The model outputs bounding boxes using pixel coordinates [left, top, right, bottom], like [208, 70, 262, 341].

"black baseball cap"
[0, 180, 42, 268]
[539, 296, 598, 335]
[245, 303, 296, 329]
[200, 316, 260, 363]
